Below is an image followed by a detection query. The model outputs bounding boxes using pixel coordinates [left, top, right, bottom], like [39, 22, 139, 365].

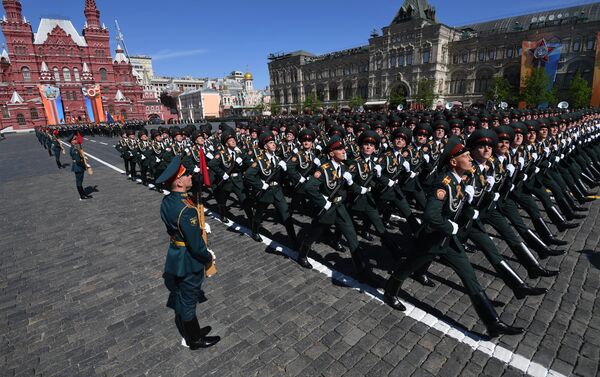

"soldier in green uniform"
[296, 136, 370, 277]
[244, 132, 298, 246]
[156, 155, 220, 350]
[51, 130, 64, 169]
[136, 129, 152, 187]
[69, 134, 92, 200]
[383, 137, 524, 337]
[288, 128, 322, 215]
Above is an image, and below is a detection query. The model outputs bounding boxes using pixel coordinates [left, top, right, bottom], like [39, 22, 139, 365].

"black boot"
[412, 273, 436, 287]
[495, 261, 547, 299]
[283, 218, 299, 248]
[383, 275, 406, 311]
[531, 217, 567, 246]
[181, 317, 220, 350]
[381, 232, 401, 260]
[576, 179, 596, 197]
[77, 186, 92, 200]
[561, 196, 586, 219]
[176, 315, 211, 341]
[56, 160, 62, 169]
[350, 248, 370, 278]
[250, 219, 262, 242]
[218, 204, 229, 223]
[548, 206, 579, 231]
[524, 229, 564, 258]
[582, 171, 600, 187]
[297, 242, 312, 269]
[471, 291, 524, 337]
[570, 184, 591, 207]
[510, 243, 559, 279]
[406, 214, 422, 235]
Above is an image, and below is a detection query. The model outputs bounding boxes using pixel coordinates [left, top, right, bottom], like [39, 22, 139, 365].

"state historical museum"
[0, 0, 144, 130]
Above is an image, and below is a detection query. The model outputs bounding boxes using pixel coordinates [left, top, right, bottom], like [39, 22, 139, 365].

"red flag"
[77, 131, 84, 145]
[198, 147, 211, 187]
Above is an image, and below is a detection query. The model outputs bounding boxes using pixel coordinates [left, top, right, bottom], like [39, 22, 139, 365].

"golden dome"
[244, 71, 253, 80]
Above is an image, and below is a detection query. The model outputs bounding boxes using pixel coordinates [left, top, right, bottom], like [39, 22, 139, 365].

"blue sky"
[1, 0, 597, 88]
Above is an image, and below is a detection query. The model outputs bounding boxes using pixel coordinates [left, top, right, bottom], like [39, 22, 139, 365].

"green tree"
[414, 78, 436, 109]
[568, 71, 592, 109]
[388, 90, 405, 108]
[486, 76, 515, 104]
[303, 93, 322, 112]
[520, 68, 553, 108]
[270, 101, 280, 115]
[348, 95, 365, 110]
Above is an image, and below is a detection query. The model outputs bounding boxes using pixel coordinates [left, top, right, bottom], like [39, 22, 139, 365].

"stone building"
[268, 0, 600, 110]
[0, 0, 145, 130]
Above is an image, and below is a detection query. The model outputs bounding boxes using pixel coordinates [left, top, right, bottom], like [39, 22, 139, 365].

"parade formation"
[33, 105, 600, 342]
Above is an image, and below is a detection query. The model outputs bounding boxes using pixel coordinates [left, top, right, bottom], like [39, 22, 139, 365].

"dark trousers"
[302, 205, 359, 253]
[163, 272, 204, 321]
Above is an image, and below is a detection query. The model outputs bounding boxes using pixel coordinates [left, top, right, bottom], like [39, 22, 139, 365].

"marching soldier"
[51, 130, 65, 169]
[136, 129, 153, 186]
[69, 134, 92, 200]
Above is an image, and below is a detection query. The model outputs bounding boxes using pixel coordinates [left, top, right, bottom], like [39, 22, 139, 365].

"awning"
[364, 100, 388, 106]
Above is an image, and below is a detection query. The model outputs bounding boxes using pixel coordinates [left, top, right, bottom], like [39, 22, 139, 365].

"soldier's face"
[226, 138, 236, 148]
[286, 133, 295, 142]
[141, 135, 148, 141]
[393, 137, 406, 149]
[538, 128, 548, 139]
[527, 131, 537, 144]
[195, 136, 205, 146]
[496, 140, 510, 155]
[265, 140, 277, 153]
[175, 134, 183, 142]
[330, 148, 346, 161]
[361, 142, 375, 156]
[434, 129, 445, 139]
[474, 145, 493, 161]
[155, 135, 162, 142]
[451, 152, 472, 173]
[416, 134, 428, 145]
[302, 140, 313, 150]
[451, 128, 462, 136]
[513, 133, 523, 147]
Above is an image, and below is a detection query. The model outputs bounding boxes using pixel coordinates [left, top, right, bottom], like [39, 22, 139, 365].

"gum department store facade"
[268, 0, 600, 110]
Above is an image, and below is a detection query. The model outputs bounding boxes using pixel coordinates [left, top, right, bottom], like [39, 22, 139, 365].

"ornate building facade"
[0, 0, 145, 130]
[268, 0, 600, 110]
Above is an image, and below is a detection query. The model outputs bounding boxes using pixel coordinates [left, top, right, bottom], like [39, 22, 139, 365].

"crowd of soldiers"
[34, 106, 600, 337]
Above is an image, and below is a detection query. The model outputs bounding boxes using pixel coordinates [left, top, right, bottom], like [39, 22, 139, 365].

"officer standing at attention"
[69, 134, 92, 200]
[383, 137, 524, 337]
[51, 130, 64, 169]
[156, 155, 220, 350]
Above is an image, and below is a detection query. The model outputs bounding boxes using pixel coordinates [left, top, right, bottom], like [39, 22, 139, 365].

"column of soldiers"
[35, 107, 600, 337]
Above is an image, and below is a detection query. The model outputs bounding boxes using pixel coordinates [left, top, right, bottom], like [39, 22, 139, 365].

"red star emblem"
[530, 39, 555, 62]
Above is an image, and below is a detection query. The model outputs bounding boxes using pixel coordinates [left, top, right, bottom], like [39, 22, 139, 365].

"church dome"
[244, 71, 253, 80]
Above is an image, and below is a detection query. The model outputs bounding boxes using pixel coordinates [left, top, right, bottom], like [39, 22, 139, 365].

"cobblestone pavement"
[2, 134, 600, 377]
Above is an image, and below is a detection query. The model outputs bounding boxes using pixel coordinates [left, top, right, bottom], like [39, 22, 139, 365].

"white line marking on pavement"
[100, 142, 108, 145]
[60, 141, 125, 174]
[81, 154, 565, 377]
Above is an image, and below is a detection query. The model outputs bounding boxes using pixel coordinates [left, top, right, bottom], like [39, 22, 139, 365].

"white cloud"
[151, 49, 207, 61]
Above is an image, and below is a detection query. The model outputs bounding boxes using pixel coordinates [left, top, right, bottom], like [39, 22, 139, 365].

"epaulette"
[321, 163, 330, 169]
[442, 176, 451, 186]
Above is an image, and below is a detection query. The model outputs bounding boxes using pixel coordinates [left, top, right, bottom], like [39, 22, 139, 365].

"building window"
[30, 108, 38, 120]
[389, 55, 396, 68]
[517, 47, 522, 56]
[450, 72, 467, 95]
[358, 80, 368, 100]
[478, 50, 485, 62]
[62, 68, 71, 82]
[74, 68, 80, 81]
[475, 70, 493, 94]
[53, 67, 60, 81]
[422, 49, 431, 64]
[398, 53, 405, 66]
[2, 106, 9, 119]
[406, 51, 413, 65]
[16, 113, 26, 126]
[27, 87, 33, 95]
[99, 68, 108, 81]
[488, 49, 496, 61]
[506, 47, 513, 59]
[461, 51, 469, 63]
[586, 38, 595, 51]
[572, 40, 581, 52]
[22, 67, 31, 82]
[453, 54, 459, 64]
[343, 82, 353, 99]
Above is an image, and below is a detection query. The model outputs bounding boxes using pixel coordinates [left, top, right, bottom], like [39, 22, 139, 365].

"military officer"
[69, 134, 92, 200]
[156, 155, 220, 350]
[51, 130, 65, 169]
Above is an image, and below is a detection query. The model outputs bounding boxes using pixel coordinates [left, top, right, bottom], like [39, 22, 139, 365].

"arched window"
[328, 86, 338, 101]
[99, 68, 108, 81]
[62, 68, 71, 82]
[3, 106, 10, 119]
[120, 109, 127, 120]
[16, 113, 26, 126]
[358, 80, 369, 100]
[422, 48, 431, 64]
[503, 66, 520, 89]
[73, 68, 80, 81]
[21, 67, 31, 82]
[53, 67, 60, 81]
[343, 81, 353, 100]
[30, 108, 38, 119]
[475, 70, 493, 94]
[450, 71, 467, 95]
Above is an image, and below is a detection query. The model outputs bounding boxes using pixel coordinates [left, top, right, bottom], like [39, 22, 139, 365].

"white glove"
[535, 167, 540, 174]
[374, 164, 382, 177]
[208, 248, 216, 261]
[464, 185, 475, 204]
[402, 161, 411, 172]
[506, 164, 516, 177]
[561, 139, 567, 146]
[323, 200, 332, 210]
[387, 179, 396, 187]
[141, 155, 146, 160]
[236, 157, 243, 165]
[547, 162, 552, 168]
[522, 174, 528, 181]
[222, 173, 229, 181]
[155, 157, 161, 163]
[261, 181, 269, 190]
[423, 154, 430, 163]
[360, 186, 370, 194]
[449, 220, 459, 235]
[313, 157, 321, 166]
[532, 152, 538, 160]
[206, 152, 214, 159]
[485, 175, 495, 190]
[278, 160, 287, 171]
[410, 172, 418, 179]
[472, 210, 479, 220]
[510, 184, 515, 191]
[316, 145, 323, 151]
[299, 176, 306, 183]
[544, 147, 551, 157]
[205, 223, 211, 234]
[185, 148, 190, 154]
[518, 157, 525, 169]
[560, 154, 564, 159]
[292, 148, 298, 154]
[193, 166, 200, 173]
[493, 192, 500, 201]
[553, 144, 559, 151]
[343, 172, 353, 185]
[554, 156, 560, 163]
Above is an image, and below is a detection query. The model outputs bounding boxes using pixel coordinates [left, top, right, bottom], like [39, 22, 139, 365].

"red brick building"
[0, 0, 144, 130]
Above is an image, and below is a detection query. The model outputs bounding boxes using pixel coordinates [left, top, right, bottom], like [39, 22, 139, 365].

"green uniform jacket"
[244, 152, 289, 204]
[160, 192, 211, 277]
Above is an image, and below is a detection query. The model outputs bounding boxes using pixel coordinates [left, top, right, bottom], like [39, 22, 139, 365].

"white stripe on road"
[68, 144, 565, 377]
[100, 142, 108, 145]
[60, 141, 125, 174]
[90, 140, 97, 143]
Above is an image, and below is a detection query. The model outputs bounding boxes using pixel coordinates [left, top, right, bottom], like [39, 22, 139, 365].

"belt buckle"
[231, 173, 239, 177]
[333, 196, 342, 203]
[270, 181, 278, 187]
